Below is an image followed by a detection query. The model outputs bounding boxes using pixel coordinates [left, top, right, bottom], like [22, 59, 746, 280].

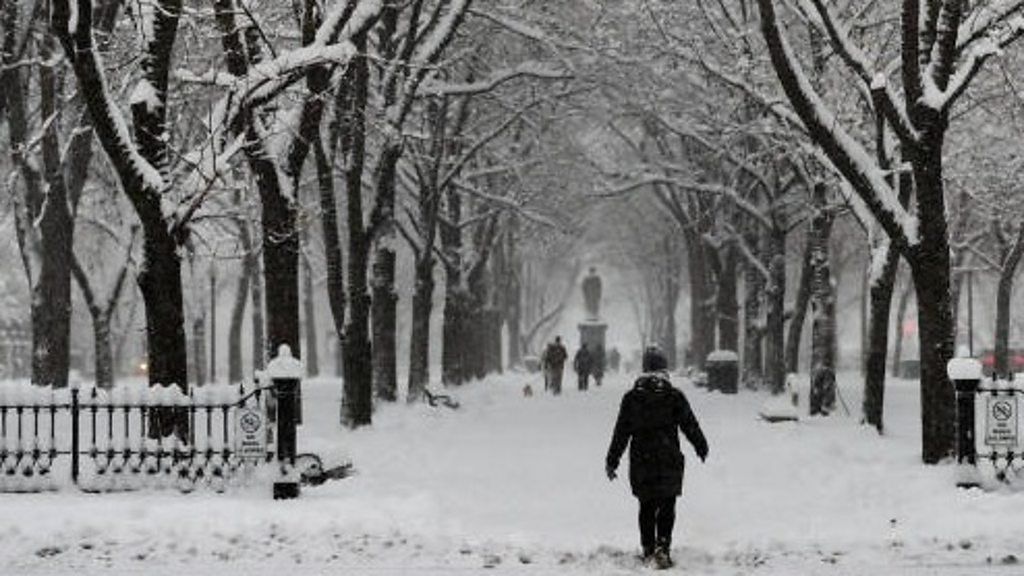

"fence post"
[267, 345, 302, 500]
[70, 381, 80, 486]
[948, 357, 983, 488]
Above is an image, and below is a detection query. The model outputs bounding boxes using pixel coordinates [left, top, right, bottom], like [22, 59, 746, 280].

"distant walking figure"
[605, 346, 709, 569]
[574, 344, 593, 391]
[541, 336, 568, 395]
[608, 347, 621, 373]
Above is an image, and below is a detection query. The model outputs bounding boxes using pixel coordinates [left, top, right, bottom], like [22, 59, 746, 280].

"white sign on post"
[985, 395, 1019, 448]
[235, 407, 266, 461]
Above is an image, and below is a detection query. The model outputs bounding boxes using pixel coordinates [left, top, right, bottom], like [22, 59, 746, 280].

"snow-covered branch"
[420, 61, 571, 96]
[451, 180, 562, 230]
[51, 0, 167, 204]
[800, 0, 920, 144]
[936, 22, 1024, 111]
[467, 7, 587, 55]
[729, 226, 771, 280]
[599, 174, 773, 231]
[957, 0, 1024, 53]
[439, 95, 547, 190]
[756, 0, 918, 251]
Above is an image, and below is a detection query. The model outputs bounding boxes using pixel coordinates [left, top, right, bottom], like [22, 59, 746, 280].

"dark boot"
[653, 540, 672, 569]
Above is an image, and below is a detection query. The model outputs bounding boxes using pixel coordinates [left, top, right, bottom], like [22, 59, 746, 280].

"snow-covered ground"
[4, 371, 1024, 575]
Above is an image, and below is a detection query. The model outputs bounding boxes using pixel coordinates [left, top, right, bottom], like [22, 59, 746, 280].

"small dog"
[522, 384, 534, 397]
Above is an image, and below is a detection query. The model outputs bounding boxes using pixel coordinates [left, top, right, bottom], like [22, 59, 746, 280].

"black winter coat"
[574, 348, 592, 375]
[606, 374, 709, 500]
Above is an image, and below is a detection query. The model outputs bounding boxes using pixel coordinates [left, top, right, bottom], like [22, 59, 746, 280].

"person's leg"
[638, 498, 657, 557]
[654, 496, 677, 549]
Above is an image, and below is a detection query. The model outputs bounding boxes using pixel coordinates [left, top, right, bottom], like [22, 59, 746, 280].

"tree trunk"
[342, 225, 373, 426]
[251, 255, 266, 372]
[863, 244, 900, 433]
[5, 28, 75, 389]
[303, 253, 320, 378]
[339, 33, 373, 427]
[138, 228, 189, 437]
[742, 233, 764, 388]
[340, 253, 373, 423]
[441, 183, 467, 385]
[443, 288, 471, 385]
[764, 226, 786, 394]
[892, 279, 912, 375]
[948, 193, 970, 341]
[506, 275, 523, 368]
[408, 257, 434, 402]
[786, 237, 813, 374]
[809, 184, 836, 416]
[256, 153, 301, 362]
[478, 308, 504, 377]
[92, 313, 115, 390]
[192, 314, 206, 386]
[995, 271, 1014, 378]
[686, 239, 712, 369]
[370, 143, 403, 402]
[315, 137, 346, 377]
[29, 184, 74, 389]
[717, 249, 740, 353]
[69, 255, 127, 390]
[663, 294, 679, 370]
[31, 60, 74, 388]
[371, 244, 398, 401]
[860, 263, 869, 374]
[908, 152, 956, 464]
[228, 260, 250, 384]
[502, 225, 524, 368]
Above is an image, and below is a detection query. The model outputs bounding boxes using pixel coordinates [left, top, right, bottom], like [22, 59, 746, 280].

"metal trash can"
[706, 350, 739, 394]
[900, 358, 920, 379]
[523, 356, 541, 373]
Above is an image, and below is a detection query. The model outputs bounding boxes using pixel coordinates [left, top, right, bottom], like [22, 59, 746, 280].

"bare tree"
[755, 0, 1024, 461]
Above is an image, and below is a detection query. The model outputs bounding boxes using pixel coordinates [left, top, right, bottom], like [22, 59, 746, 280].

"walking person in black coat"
[574, 344, 592, 391]
[541, 336, 568, 395]
[605, 346, 709, 569]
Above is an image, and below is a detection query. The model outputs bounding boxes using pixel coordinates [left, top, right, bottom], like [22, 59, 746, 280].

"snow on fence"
[0, 380, 272, 494]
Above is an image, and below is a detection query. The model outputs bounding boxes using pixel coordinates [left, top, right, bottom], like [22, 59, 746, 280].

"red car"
[979, 349, 1024, 376]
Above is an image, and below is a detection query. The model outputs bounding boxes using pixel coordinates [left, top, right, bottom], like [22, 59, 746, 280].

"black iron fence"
[950, 358, 1024, 488]
[0, 346, 306, 497]
[0, 381, 272, 493]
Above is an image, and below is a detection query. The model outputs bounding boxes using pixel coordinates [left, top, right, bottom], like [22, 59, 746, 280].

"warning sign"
[985, 396, 1019, 448]
[235, 407, 266, 460]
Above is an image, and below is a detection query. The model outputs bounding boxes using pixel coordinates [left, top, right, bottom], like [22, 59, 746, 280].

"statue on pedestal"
[582, 267, 602, 321]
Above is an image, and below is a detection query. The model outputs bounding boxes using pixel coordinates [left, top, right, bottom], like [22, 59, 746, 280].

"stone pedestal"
[578, 321, 607, 380]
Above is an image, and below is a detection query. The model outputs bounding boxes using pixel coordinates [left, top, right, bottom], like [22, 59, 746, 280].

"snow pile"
[3, 372, 1024, 574]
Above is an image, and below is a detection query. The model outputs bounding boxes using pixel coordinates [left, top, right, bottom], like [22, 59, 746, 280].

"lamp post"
[948, 357, 982, 488]
[267, 345, 303, 499]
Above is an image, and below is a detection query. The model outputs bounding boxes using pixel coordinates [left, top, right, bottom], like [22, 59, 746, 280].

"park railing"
[950, 358, 1024, 488]
[0, 345, 304, 498]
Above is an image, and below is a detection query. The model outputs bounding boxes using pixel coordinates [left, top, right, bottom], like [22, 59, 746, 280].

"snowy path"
[4, 372, 1024, 574]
